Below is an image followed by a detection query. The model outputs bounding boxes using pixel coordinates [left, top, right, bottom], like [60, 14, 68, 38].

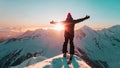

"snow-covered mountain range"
[0, 29, 64, 68]
[0, 25, 120, 68]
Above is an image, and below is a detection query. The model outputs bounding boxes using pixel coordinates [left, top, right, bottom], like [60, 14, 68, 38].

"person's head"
[66, 13, 73, 21]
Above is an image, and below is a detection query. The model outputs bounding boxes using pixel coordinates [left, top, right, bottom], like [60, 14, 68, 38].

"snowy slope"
[75, 25, 120, 68]
[11, 54, 91, 68]
[11, 56, 47, 68]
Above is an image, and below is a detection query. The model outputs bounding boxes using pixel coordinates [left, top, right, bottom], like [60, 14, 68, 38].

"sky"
[0, 0, 120, 29]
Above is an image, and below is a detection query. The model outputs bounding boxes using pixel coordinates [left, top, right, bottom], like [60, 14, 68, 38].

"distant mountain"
[0, 25, 120, 68]
[0, 29, 64, 68]
[75, 25, 120, 68]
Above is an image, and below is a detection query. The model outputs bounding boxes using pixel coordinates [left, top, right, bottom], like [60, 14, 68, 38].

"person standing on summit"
[50, 13, 90, 64]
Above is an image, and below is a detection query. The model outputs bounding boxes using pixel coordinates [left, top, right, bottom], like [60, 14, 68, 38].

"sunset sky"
[0, 0, 120, 30]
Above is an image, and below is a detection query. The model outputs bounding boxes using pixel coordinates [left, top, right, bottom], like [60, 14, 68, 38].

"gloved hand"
[50, 20, 56, 24]
[85, 15, 90, 19]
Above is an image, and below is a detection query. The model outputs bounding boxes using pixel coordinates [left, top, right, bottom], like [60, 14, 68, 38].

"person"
[50, 13, 90, 64]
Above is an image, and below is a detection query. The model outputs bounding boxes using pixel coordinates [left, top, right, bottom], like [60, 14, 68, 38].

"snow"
[75, 25, 120, 68]
[11, 54, 90, 68]
[11, 56, 47, 68]
[0, 29, 64, 68]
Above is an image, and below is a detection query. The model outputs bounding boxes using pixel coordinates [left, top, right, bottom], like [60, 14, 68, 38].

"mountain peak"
[81, 25, 93, 31]
[21, 54, 90, 68]
[109, 25, 120, 30]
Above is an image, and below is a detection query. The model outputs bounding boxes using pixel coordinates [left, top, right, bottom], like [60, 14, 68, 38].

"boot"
[63, 53, 66, 57]
[67, 54, 73, 64]
[67, 60, 72, 64]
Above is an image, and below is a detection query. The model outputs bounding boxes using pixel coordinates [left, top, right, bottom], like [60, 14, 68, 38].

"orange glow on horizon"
[0, 23, 114, 32]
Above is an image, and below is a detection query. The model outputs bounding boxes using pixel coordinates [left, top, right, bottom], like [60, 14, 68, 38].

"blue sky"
[0, 0, 120, 28]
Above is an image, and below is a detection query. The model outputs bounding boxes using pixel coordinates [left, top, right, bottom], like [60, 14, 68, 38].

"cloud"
[0, 27, 22, 38]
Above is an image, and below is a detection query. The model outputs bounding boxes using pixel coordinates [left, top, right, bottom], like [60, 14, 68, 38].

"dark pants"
[62, 35, 74, 54]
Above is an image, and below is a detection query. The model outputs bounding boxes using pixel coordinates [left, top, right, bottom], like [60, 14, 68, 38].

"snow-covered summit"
[11, 54, 90, 68]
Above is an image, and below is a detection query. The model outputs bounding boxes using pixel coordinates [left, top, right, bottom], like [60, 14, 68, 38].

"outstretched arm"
[50, 20, 66, 25]
[74, 15, 90, 23]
